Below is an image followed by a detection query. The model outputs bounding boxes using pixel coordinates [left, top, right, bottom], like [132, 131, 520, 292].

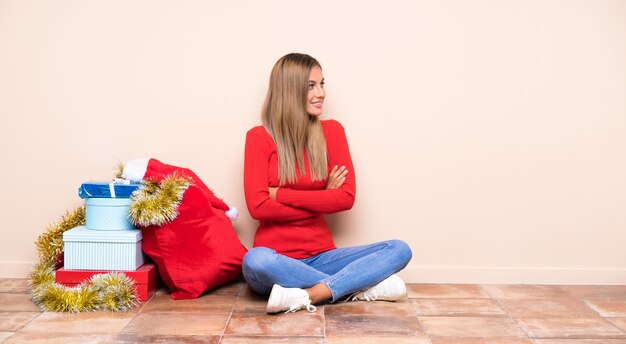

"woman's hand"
[326, 165, 348, 189]
[268, 187, 278, 200]
[269, 165, 347, 200]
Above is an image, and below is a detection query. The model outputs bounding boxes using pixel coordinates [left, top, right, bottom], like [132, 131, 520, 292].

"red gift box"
[55, 263, 161, 301]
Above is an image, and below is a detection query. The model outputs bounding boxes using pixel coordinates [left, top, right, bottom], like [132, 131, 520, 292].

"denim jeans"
[242, 240, 412, 302]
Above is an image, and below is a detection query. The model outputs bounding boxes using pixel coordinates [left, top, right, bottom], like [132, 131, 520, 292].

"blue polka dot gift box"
[78, 180, 141, 231]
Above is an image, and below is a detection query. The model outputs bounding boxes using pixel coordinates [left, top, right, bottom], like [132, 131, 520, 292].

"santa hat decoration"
[123, 158, 247, 300]
[225, 207, 238, 221]
[122, 158, 150, 183]
[124, 158, 238, 223]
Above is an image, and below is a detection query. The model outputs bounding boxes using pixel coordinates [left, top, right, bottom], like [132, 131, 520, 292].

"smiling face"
[306, 66, 325, 117]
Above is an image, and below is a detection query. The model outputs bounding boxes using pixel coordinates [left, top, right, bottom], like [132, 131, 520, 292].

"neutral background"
[1, 0, 625, 283]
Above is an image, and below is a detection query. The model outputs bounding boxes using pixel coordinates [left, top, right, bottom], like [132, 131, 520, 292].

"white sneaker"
[266, 284, 317, 314]
[349, 274, 407, 302]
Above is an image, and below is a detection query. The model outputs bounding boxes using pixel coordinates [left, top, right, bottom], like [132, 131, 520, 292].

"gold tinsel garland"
[28, 168, 190, 312]
[128, 174, 191, 227]
[115, 162, 124, 179]
[29, 207, 139, 312]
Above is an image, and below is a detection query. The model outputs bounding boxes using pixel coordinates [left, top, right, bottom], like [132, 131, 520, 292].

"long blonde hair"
[262, 53, 328, 186]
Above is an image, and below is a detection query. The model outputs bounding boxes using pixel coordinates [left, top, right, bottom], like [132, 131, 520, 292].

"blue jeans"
[242, 240, 412, 302]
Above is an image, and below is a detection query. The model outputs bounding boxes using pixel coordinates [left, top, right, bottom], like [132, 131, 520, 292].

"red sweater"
[244, 119, 356, 258]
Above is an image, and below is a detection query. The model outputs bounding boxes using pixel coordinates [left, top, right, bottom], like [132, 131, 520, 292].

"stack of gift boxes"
[54, 180, 160, 300]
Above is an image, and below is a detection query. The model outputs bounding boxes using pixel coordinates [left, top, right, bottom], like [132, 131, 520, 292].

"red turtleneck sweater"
[243, 119, 356, 258]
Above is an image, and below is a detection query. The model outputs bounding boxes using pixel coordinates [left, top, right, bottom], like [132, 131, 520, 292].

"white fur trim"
[225, 207, 238, 222]
[122, 158, 150, 182]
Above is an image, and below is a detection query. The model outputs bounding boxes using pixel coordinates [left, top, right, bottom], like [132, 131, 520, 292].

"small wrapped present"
[78, 180, 141, 199]
[79, 180, 140, 230]
[85, 197, 136, 230]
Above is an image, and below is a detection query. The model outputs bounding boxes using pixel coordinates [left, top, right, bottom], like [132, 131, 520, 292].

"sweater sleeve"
[276, 120, 356, 214]
[244, 129, 317, 221]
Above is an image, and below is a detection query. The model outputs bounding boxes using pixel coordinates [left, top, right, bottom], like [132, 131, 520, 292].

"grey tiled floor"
[1, 278, 626, 343]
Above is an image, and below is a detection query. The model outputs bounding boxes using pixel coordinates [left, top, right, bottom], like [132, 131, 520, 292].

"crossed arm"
[244, 122, 356, 221]
[268, 165, 347, 199]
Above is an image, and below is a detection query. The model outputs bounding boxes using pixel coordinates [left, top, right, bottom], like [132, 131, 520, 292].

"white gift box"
[63, 226, 144, 271]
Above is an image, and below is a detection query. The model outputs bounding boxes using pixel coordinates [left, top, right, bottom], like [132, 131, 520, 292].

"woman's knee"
[242, 247, 280, 295]
[386, 239, 413, 265]
[242, 246, 277, 275]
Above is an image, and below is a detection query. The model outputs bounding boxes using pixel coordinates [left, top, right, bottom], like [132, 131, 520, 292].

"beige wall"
[1, 0, 625, 284]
